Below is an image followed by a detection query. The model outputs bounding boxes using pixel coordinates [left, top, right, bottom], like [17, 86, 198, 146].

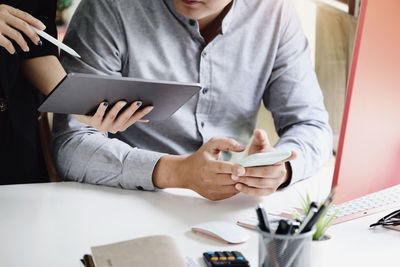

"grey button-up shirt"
[52, 0, 332, 190]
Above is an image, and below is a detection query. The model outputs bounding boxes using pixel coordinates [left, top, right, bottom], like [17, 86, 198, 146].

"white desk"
[0, 166, 398, 267]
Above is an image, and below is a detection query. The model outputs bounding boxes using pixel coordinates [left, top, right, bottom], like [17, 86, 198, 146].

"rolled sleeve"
[274, 142, 305, 185]
[121, 149, 166, 191]
[52, 114, 167, 191]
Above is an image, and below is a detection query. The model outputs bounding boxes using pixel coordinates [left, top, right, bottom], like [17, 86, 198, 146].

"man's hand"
[153, 137, 246, 201]
[74, 101, 153, 134]
[233, 129, 297, 197]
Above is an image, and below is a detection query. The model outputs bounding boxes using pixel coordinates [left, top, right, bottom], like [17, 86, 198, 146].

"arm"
[262, 1, 332, 185]
[21, 55, 66, 95]
[227, 2, 332, 197]
[52, 0, 160, 190]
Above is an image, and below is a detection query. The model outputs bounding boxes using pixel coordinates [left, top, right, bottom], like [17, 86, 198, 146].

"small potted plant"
[294, 193, 338, 241]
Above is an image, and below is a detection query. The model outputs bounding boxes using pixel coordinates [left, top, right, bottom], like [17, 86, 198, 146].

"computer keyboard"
[328, 184, 400, 224]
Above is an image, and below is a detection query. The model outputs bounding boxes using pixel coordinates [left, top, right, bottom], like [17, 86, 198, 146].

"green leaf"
[293, 192, 338, 241]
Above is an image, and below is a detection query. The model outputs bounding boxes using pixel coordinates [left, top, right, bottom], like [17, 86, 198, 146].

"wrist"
[152, 154, 187, 189]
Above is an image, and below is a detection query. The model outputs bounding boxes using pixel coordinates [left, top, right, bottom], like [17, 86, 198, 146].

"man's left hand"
[232, 129, 297, 197]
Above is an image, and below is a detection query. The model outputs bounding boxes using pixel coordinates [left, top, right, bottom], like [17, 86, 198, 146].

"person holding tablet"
[53, 0, 332, 200]
[0, 2, 152, 185]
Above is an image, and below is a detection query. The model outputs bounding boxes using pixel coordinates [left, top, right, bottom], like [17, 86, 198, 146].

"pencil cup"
[258, 229, 314, 267]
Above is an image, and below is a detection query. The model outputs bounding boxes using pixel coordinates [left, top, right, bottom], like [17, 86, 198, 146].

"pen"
[300, 190, 335, 234]
[83, 254, 95, 267]
[296, 201, 318, 234]
[275, 219, 290, 235]
[31, 26, 81, 58]
[256, 204, 271, 233]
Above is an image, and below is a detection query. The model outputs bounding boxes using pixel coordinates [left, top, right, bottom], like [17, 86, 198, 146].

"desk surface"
[0, 166, 398, 267]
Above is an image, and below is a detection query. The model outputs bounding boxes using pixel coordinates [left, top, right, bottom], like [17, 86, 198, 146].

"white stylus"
[31, 26, 81, 58]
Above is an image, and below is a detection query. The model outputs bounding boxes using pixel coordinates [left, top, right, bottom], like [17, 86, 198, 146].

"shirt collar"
[162, 0, 236, 35]
[221, 0, 236, 34]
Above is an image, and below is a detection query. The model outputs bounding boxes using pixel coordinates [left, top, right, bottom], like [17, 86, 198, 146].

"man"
[52, 0, 332, 200]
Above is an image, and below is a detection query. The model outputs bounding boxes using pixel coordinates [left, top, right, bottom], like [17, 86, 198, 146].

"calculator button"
[203, 251, 249, 267]
[215, 252, 223, 258]
[232, 251, 243, 258]
[225, 251, 235, 260]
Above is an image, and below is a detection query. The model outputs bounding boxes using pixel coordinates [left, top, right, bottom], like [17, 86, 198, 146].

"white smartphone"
[232, 151, 292, 167]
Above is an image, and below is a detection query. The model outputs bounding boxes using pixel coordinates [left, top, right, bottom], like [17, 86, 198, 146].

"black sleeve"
[4, 0, 58, 59]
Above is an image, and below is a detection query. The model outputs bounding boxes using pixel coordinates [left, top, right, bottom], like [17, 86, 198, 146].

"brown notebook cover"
[91, 235, 187, 267]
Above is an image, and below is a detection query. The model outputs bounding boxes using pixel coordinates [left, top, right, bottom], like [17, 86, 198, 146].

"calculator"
[203, 251, 250, 267]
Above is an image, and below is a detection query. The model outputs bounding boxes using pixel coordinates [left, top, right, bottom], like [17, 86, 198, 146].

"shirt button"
[202, 51, 207, 57]
[136, 186, 144, 191]
[0, 98, 7, 112]
[189, 19, 196, 26]
[202, 88, 209, 95]
[201, 121, 205, 128]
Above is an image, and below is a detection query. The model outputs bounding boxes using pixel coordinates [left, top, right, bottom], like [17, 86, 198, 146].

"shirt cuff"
[121, 149, 167, 191]
[274, 143, 305, 186]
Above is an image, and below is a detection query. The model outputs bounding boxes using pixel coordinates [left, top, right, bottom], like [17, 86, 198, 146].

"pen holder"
[258, 229, 314, 267]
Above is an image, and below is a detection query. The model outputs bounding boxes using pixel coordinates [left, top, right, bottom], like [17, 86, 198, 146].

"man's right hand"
[153, 137, 246, 201]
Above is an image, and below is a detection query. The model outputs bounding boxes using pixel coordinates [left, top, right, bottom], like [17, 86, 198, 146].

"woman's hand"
[74, 101, 154, 134]
[0, 4, 46, 54]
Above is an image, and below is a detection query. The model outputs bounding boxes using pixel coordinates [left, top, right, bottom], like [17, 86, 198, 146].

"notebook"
[90, 235, 187, 267]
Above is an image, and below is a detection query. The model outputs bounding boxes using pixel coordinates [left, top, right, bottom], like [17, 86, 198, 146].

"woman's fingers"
[0, 34, 15, 54]
[122, 105, 153, 130]
[74, 101, 153, 134]
[0, 4, 44, 53]
[112, 101, 142, 128]
[6, 5, 46, 30]
[6, 14, 40, 45]
[2, 23, 29, 52]
[87, 102, 108, 131]
[101, 101, 127, 133]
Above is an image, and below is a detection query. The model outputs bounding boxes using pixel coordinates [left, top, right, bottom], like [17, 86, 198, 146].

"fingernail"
[232, 175, 239, 181]
[236, 143, 245, 149]
[25, 46, 30, 52]
[235, 184, 242, 191]
[148, 106, 154, 111]
[136, 101, 142, 107]
[120, 102, 127, 107]
[103, 102, 108, 107]
[39, 22, 46, 30]
[237, 167, 246, 176]
[38, 39, 42, 46]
